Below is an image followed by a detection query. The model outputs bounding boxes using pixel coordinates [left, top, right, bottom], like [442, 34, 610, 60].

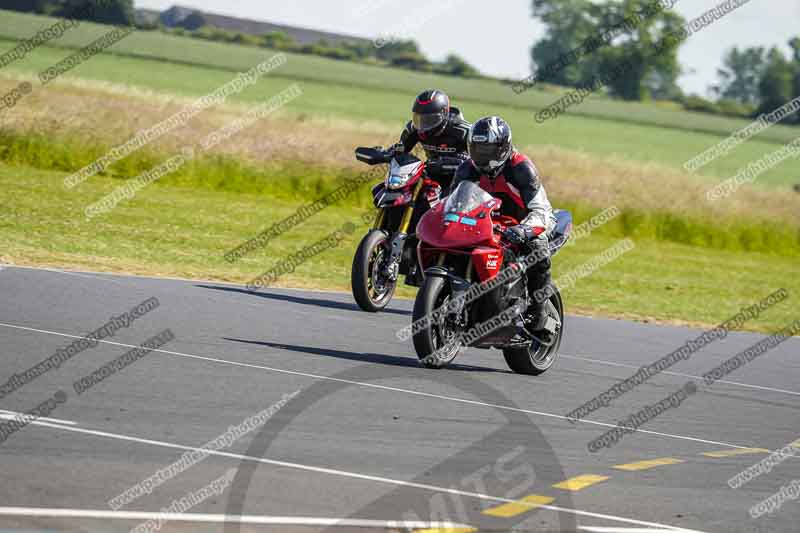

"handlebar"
[493, 224, 510, 238]
[494, 224, 526, 247]
[426, 156, 466, 174]
[355, 146, 392, 165]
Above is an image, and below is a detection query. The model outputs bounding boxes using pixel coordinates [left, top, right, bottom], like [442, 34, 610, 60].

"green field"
[0, 10, 798, 333]
[0, 127, 796, 257]
[0, 161, 795, 332]
[1, 10, 800, 187]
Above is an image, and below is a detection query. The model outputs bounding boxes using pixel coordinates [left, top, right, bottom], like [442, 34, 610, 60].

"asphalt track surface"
[0, 265, 798, 533]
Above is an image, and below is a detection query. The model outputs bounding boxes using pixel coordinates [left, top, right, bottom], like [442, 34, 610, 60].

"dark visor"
[413, 111, 446, 133]
[469, 143, 502, 166]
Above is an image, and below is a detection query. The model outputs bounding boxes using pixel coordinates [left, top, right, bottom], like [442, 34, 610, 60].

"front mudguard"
[423, 266, 471, 315]
[423, 266, 469, 287]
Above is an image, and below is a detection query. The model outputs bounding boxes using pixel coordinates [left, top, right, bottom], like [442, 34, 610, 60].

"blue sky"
[136, 0, 799, 97]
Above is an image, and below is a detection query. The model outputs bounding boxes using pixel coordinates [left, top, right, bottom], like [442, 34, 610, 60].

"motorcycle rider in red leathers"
[449, 116, 557, 342]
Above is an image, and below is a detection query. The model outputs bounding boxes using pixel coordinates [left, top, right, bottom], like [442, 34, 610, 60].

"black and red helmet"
[412, 89, 450, 136]
[468, 116, 513, 177]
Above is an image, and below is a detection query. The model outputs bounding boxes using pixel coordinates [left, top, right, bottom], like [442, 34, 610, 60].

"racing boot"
[526, 243, 557, 346]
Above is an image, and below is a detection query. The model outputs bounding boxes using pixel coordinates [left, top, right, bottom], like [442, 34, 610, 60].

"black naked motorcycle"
[350, 146, 462, 312]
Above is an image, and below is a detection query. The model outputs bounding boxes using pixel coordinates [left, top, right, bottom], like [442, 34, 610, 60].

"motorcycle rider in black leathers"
[393, 89, 471, 190]
[450, 116, 557, 343]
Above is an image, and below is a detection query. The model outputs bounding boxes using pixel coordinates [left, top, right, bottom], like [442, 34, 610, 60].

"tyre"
[503, 288, 564, 375]
[412, 275, 463, 369]
[351, 230, 396, 312]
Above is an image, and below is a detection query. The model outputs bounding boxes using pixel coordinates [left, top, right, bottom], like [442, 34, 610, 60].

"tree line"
[3, 0, 797, 120]
[0, 0, 482, 79]
[166, 18, 482, 79]
[0, 0, 134, 26]
[529, 0, 800, 122]
[712, 41, 800, 121]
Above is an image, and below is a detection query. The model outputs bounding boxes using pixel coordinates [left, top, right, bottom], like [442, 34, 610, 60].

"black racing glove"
[505, 225, 536, 245]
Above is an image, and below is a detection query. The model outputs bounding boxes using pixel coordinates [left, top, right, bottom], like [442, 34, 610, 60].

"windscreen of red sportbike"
[416, 180, 498, 255]
[444, 181, 494, 215]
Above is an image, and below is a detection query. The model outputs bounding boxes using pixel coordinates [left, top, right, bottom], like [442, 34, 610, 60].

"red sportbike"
[411, 181, 572, 374]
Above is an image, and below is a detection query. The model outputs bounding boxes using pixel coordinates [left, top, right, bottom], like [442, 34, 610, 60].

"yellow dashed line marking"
[481, 494, 555, 518]
[414, 527, 478, 533]
[613, 457, 685, 471]
[553, 474, 610, 491]
[702, 448, 769, 458]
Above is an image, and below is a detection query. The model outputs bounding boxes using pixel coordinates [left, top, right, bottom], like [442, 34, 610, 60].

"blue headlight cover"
[443, 213, 477, 226]
[387, 173, 411, 189]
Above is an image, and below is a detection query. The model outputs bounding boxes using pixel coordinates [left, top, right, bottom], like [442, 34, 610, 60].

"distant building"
[134, 8, 161, 27]
[152, 5, 371, 46]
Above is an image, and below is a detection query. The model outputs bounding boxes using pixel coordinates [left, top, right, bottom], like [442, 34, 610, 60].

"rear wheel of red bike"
[503, 287, 564, 375]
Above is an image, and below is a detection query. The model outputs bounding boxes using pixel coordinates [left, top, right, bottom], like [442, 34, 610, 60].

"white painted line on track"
[1, 264, 285, 293]
[0, 322, 768, 452]
[580, 528, 688, 533]
[1, 264, 348, 293]
[0, 265, 270, 310]
[561, 354, 800, 397]
[0, 507, 470, 529]
[8, 420, 709, 533]
[0, 410, 76, 426]
[1, 265, 128, 285]
[7, 265, 794, 399]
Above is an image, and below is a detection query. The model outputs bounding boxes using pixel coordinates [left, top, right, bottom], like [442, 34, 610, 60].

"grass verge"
[0, 9, 797, 145]
[1, 16, 800, 186]
[0, 161, 796, 333]
[0, 127, 797, 257]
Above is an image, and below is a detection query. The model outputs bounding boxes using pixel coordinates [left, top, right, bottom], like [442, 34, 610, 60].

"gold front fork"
[397, 179, 425, 234]
[372, 209, 385, 230]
